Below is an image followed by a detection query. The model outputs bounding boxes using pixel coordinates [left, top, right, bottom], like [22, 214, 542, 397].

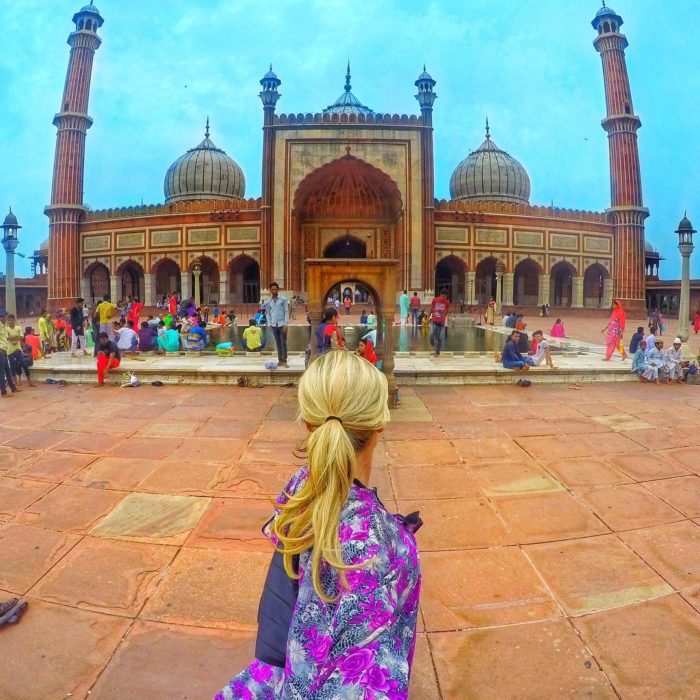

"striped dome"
[450, 126, 530, 205]
[164, 122, 245, 204]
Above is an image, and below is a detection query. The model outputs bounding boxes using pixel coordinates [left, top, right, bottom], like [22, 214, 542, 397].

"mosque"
[41, 2, 654, 315]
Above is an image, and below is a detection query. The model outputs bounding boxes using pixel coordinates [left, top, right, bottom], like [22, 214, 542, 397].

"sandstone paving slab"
[141, 548, 269, 630]
[0, 446, 35, 475]
[518, 402, 583, 420]
[429, 619, 617, 700]
[619, 427, 695, 451]
[472, 404, 538, 420]
[408, 633, 440, 700]
[0, 594, 131, 700]
[17, 484, 127, 533]
[397, 497, 512, 550]
[548, 418, 612, 435]
[643, 475, 700, 518]
[437, 420, 506, 439]
[31, 536, 177, 617]
[390, 465, 482, 501]
[420, 548, 559, 631]
[665, 446, 700, 475]
[197, 420, 262, 439]
[88, 620, 256, 700]
[385, 438, 462, 466]
[67, 456, 162, 490]
[91, 492, 210, 545]
[490, 491, 610, 544]
[238, 440, 305, 467]
[384, 421, 446, 440]
[469, 460, 562, 496]
[525, 534, 673, 615]
[452, 437, 530, 464]
[592, 413, 654, 432]
[54, 432, 126, 454]
[8, 450, 97, 483]
[138, 460, 230, 496]
[573, 595, 700, 698]
[218, 463, 297, 499]
[515, 434, 597, 460]
[135, 420, 203, 437]
[576, 401, 637, 417]
[682, 586, 700, 614]
[186, 498, 272, 552]
[367, 462, 393, 502]
[108, 435, 183, 460]
[542, 456, 633, 488]
[253, 419, 306, 440]
[0, 523, 80, 593]
[165, 437, 247, 464]
[574, 484, 685, 531]
[609, 450, 692, 481]
[0, 477, 55, 517]
[619, 521, 700, 590]
[3, 429, 72, 451]
[492, 418, 560, 438]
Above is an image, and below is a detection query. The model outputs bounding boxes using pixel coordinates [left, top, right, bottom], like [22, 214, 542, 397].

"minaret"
[45, 2, 103, 310]
[415, 66, 437, 292]
[592, 3, 648, 313]
[259, 66, 281, 287]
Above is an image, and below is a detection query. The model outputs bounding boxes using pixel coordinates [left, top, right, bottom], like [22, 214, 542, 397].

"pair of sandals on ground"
[0, 598, 27, 627]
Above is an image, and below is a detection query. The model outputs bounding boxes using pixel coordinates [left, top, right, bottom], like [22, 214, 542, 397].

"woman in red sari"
[126, 297, 144, 330]
[601, 299, 627, 361]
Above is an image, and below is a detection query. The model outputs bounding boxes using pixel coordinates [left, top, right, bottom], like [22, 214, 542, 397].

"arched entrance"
[323, 235, 367, 259]
[85, 262, 110, 304]
[153, 258, 181, 301]
[434, 255, 466, 302]
[475, 257, 498, 305]
[229, 255, 260, 304]
[550, 261, 576, 307]
[513, 259, 541, 306]
[583, 263, 608, 308]
[190, 256, 219, 306]
[117, 260, 144, 302]
[291, 154, 404, 292]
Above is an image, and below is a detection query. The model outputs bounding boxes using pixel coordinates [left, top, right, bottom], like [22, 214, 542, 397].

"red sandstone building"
[44, 3, 651, 315]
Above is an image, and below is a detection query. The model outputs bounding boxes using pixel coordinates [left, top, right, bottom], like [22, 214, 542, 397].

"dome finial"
[345, 61, 352, 92]
[485, 116, 490, 140]
[205, 116, 210, 140]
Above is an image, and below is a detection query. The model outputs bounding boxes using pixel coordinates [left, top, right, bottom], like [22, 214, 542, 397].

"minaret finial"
[205, 116, 210, 139]
[269, 63, 273, 71]
[485, 116, 490, 139]
[602, 0, 606, 6]
[423, 63, 426, 72]
[345, 61, 351, 92]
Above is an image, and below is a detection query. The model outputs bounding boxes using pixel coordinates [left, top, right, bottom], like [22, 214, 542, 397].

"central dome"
[164, 120, 245, 204]
[323, 63, 374, 116]
[449, 123, 531, 205]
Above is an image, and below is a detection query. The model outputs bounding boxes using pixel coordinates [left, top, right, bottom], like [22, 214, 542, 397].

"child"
[23, 326, 40, 361]
[631, 340, 654, 382]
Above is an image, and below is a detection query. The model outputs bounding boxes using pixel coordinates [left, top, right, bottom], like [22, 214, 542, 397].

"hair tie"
[325, 415, 343, 424]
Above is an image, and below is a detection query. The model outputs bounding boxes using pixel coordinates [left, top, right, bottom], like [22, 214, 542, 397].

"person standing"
[6, 315, 35, 387]
[343, 296, 351, 316]
[95, 294, 119, 341]
[429, 288, 450, 358]
[602, 300, 627, 361]
[409, 292, 421, 325]
[169, 292, 177, 317]
[37, 310, 52, 357]
[486, 297, 496, 325]
[693, 310, 700, 335]
[399, 289, 409, 325]
[69, 298, 89, 358]
[264, 282, 289, 368]
[0, 313, 19, 397]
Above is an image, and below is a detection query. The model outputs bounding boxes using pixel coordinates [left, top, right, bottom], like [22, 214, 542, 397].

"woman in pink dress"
[601, 300, 627, 361]
[550, 318, 566, 338]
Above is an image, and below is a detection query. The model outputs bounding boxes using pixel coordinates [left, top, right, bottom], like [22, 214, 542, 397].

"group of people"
[501, 328, 557, 371]
[629, 328, 687, 383]
[0, 312, 37, 397]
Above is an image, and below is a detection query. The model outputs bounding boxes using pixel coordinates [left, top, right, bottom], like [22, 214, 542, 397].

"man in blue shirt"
[185, 320, 208, 353]
[502, 330, 534, 370]
[264, 282, 289, 367]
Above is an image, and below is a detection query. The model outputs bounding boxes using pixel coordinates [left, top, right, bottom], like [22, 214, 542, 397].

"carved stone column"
[538, 274, 550, 306]
[503, 272, 515, 307]
[572, 276, 584, 308]
[180, 272, 191, 301]
[603, 278, 614, 308]
[466, 272, 476, 305]
[218, 271, 229, 306]
[143, 273, 155, 306]
[109, 275, 120, 304]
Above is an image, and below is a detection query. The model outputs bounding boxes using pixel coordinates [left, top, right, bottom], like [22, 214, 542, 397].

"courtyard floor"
[0, 379, 699, 699]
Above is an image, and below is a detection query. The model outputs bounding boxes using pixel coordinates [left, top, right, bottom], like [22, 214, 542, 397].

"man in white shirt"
[116, 320, 139, 353]
[530, 330, 557, 369]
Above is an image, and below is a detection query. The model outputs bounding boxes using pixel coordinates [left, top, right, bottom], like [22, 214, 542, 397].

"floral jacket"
[215, 466, 422, 700]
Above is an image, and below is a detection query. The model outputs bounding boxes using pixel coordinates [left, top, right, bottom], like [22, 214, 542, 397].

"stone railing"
[274, 112, 424, 126]
[434, 199, 609, 223]
[84, 197, 263, 222]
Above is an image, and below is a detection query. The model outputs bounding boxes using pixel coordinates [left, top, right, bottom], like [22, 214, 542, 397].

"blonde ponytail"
[273, 350, 390, 602]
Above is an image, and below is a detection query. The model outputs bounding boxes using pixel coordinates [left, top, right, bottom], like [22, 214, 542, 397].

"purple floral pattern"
[215, 467, 421, 699]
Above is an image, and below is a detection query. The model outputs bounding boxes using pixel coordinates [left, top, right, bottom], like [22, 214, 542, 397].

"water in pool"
[205, 323, 503, 353]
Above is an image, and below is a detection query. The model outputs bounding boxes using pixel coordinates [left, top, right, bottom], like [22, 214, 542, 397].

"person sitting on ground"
[366, 310, 377, 329]
[185, 319, 208, 352]
[644, 329, 656, 356]
[502, 330, 534, 370]
[138, 321, 158, 352]
[95, 332, 120, 387]
[632, 340, 653, 381]
[156, 322, 181, 353]
[116, 319, 139, 353]
[664, 337, 684, 383]
[359, 310, 368, 325]
[516, 325, 530, 354]
[355, 337, 377, 365]
[646, 339, 668, 382]
[23, 327, 40, 361]
[502, 312, 511, 327]
[242, 319, 264, 352]
[550, 318, 566, 338]
[419, 309, 429, 327]
[515, 315, 526, 331]
[530, 330, 557, 369]
[629, 326, 645, 355]
[315, 307, 344, 355]
[226, 309, 237, 326]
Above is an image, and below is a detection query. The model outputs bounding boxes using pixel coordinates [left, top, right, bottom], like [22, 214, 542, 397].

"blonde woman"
[216, 351, 422, 699]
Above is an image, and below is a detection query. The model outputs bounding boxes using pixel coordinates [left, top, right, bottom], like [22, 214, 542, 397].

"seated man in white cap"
[647, 339, 669, 383]
[664, 338, 684, 383]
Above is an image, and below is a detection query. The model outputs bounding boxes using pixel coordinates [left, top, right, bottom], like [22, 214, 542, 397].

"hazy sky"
[1, 0, 699, 279]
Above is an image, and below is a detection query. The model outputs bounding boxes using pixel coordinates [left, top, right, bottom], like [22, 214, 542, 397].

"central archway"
[290, 154, 404, 293]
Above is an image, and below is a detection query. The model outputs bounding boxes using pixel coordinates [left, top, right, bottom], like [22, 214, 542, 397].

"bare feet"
[94, 383, 105, 388]
[28, 380, 37, 387]
[0, 393, 11, 398]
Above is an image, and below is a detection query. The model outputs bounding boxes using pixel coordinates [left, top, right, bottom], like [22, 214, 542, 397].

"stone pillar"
[603, 278, 614, 308]
[466, 272, 476, 305]
[3, 248, 16, 316]
[109, 275, 120, 304]
[143, 273, 155, 306]
[80, 277, 90, 303]
[379, 311, 399, 408]
[495, 269, 504, 316]
[218, 271, 229, 306]
[180, 272, 191, 301]
[193, 268, 202, 307]
[572, 276, 584, 308]
[538, 275, 550, 306]
[503, 272, 514, 307]
[678, 252, 692, 341]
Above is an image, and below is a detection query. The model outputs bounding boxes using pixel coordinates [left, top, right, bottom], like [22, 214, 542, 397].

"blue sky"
[1, 0, 699, 279]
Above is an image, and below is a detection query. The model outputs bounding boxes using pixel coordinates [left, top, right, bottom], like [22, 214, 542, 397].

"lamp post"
[1, 208, 21, 316]
[495, 259, 505, 315]
[675, 213, 695, 342]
